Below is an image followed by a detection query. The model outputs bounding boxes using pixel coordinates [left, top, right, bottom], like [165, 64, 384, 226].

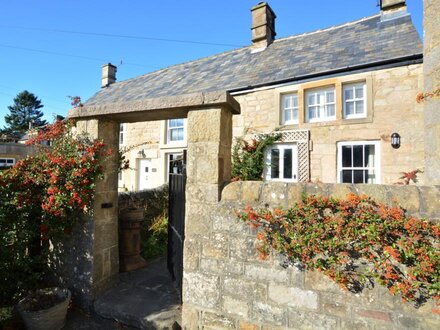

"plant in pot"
[0, 119, 110, 329]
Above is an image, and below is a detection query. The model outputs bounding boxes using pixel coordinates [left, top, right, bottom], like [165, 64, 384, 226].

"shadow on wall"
[50, 185, 170, 310]
[51, 214, 95, 310]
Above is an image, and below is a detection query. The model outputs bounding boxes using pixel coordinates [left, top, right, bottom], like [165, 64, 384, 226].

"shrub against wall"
[231, 133, 281, 181]
[0, 120, 109, 304]
[238, 193, 440, 306]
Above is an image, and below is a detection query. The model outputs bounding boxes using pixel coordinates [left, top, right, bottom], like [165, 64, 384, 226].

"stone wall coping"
[68, 90, 240, 122]
[221, 181, 440, 219]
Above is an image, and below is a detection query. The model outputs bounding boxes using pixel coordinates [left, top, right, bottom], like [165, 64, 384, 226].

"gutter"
[229, 54, 423, 95]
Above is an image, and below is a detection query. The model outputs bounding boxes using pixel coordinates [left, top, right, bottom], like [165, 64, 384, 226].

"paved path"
[93, 257, 181, 329]
[65, 308, 138, 330]
[5, 258, 180, 329]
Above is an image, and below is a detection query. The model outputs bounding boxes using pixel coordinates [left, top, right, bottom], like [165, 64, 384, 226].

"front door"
[138, 158, 152, 190]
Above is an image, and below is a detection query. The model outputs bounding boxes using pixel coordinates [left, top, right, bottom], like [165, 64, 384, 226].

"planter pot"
[17, 287, 71, 330]
[119, 208, 147, 272]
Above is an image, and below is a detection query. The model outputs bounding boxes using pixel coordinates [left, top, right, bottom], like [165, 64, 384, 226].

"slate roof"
[86, 13, 422, 106]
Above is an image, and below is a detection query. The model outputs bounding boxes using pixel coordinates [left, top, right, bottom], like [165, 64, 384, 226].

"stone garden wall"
[118, 184, 168, 222]
[182, 181, 440, 329]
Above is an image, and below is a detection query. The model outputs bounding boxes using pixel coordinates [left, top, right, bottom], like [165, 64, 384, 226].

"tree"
[3, 90, 47, 134]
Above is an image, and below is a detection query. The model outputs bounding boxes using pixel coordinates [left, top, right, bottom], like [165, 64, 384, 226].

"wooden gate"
[167, 154, 186, 301]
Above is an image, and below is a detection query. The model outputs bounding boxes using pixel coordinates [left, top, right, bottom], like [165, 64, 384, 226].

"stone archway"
[67, 91, 240, 308]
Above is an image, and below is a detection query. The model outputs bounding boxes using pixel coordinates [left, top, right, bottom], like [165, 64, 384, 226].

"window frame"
[264, 143, 298, 182]
[305, 86, 336, 123]
[343, 82, 367, 119]
[166, 119, 186, 144]
[119, 124, 125, 146]
[281, 93, 299, 125]
[337, 140, 381, 184]
[0, 158, 15, 168]
[166, 152, 184, 181]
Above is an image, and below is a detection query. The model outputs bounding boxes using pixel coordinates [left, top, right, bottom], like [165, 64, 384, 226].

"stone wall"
[118, 184, 168, 222]
[182, 181, 440, 329]
[58, 119, 120, 309]
[423, 0, 440, 184]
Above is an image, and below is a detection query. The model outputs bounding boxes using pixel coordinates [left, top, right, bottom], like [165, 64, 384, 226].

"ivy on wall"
[237, 193, 440, 307]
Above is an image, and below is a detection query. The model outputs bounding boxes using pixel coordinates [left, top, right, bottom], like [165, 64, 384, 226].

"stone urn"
[17, 287, 71, 330]
[119, 207, 148, 272]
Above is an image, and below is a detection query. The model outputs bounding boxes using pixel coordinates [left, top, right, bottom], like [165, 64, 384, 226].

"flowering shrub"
[0, 119, 109, 303]
[23, 120, 109, 222]
[231, 133, 281, 181]
[237, 193, 440, 306]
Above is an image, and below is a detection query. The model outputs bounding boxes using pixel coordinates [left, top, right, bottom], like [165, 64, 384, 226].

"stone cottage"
[63, 0, 440, 327]
[84, 0, 423, 190]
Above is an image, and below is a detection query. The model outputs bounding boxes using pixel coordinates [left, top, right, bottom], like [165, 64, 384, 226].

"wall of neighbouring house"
[423, 0, 440, 185]
[233, 64, 424, 185]
[181, 181, 440, 329]
[0, 143, 35, 162]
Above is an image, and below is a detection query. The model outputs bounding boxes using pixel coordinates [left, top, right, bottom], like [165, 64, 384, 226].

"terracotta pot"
[119, 208, 147, 272]
[17, 287, 71, 330]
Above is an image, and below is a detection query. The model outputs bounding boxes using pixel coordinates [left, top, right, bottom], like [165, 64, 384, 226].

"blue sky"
[0, 0, 423, 128]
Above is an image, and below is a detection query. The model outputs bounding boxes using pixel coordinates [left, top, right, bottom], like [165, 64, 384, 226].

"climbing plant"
[231, 133, 281, 181]
[237, 193, 440, 306]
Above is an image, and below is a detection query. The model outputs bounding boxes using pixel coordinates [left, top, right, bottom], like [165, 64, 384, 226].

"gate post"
[182, 105, 233, 326]
[61, 119, 120, 308]
[186, 106, 233, 202]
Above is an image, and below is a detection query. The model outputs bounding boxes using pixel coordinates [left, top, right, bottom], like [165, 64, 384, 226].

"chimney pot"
[251, 2, 276, 52]
[102, 63, 117, 88]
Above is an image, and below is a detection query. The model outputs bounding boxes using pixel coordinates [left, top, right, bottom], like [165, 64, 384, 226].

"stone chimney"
[251, 2, 276, 52]
[101, 63, 117, 88]
[380, 0, 407, 21]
